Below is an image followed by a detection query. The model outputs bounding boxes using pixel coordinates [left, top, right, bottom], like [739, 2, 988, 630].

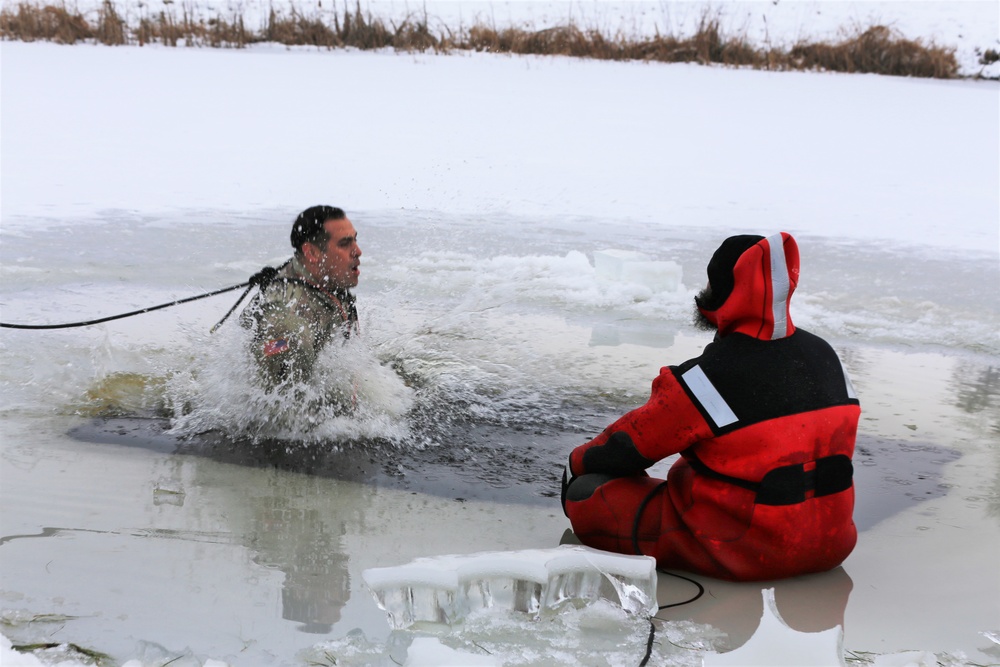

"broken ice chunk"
[362, 545, 657, 629]
[870, 652, 939, 667]
[593, 249, 683, 292]
[403, 637, 498, 666]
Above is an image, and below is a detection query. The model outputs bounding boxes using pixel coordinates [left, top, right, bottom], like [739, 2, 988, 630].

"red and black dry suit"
[563, 233, 860, 581]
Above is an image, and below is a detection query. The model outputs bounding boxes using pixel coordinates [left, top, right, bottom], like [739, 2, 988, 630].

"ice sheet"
[362, 545, 658, 629]
[593, 249, 683, 292]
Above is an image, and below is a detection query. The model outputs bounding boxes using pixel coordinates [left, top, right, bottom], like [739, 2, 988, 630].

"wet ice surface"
[2, 8, 999, 656]
[1, 209, 999, 665]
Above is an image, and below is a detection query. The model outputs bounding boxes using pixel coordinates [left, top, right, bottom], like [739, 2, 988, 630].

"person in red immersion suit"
[562, 233, 860, 581]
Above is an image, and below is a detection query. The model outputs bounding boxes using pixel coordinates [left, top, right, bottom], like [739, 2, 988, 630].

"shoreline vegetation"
[2, 1, 999, 78]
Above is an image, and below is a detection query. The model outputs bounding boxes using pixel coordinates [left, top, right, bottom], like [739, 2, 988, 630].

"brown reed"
[0, 1, 967, 79]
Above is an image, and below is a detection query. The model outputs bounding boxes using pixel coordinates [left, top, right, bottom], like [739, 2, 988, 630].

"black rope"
[630, 480, 706, 666]
[639, 569, 706, 666]
[631, 481, 669, 557]
[640, 618, 657, 666]
[654, 570, 705, 611]
[0, 265, 282, 331]
[209, 264, 283, 333]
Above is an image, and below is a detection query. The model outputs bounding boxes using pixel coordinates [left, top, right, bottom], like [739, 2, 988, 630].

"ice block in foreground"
[362, 545, 657, 629]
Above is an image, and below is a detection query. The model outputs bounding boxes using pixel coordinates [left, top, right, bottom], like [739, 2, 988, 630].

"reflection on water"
[250, 499, 350, 633]
[853, 438, 962, 532]
[143, 440, 384, 635]
[168, 452, 374, 641]
[951, 361, 1000, 427]
[657, 566, 853, 651]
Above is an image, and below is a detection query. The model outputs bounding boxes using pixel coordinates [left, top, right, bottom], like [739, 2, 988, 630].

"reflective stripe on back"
[767, 233, 790, 340]
[840, 358, 857, 400]
[682, 365, 738, 428]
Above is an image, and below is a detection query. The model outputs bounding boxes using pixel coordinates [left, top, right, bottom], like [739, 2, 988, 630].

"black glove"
[248, 265, 280, 291]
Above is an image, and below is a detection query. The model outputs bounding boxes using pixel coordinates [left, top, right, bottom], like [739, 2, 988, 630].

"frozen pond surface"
[2, 210, 998, 665]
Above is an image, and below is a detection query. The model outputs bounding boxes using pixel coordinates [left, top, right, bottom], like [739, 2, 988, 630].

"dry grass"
[261, 5, 438, 50]
[0, 1, 965, 79]
[460, 18, 769, 67]
[0, 3, 92, 43]
[789, 25, 959, 79]
[460, 17, 959, 76]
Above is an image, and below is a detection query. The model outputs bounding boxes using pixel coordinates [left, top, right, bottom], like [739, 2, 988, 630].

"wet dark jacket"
[239, 257, 357, 388]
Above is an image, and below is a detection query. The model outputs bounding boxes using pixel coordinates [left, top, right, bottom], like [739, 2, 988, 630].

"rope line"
[638, 570, 706, 666]
[0, 265, 281, 331]
[629, 480, 706, 666]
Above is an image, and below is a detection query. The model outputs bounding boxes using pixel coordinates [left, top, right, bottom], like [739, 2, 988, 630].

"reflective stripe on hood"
[700, 232, 800, 340]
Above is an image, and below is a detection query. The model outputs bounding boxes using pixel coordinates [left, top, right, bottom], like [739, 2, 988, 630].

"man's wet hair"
[290, 205, 346, 255]
[692, 284, 717, 331]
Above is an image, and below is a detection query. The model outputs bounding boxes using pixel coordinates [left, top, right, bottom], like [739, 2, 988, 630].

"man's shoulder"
[786, 327, 835, 350]
[241, 257, 355, 334]
[242, 266, 326, 324]
[667, 329, 827, 373]
[257, 260, 323, 307]
[262, 274, 316, 304]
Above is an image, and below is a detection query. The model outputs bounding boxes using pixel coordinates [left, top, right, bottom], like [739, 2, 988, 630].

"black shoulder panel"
[675, 330, 858, 434]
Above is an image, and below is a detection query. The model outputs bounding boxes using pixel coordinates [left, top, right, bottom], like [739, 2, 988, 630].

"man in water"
[562, 233, 860, 581]
[240, 205, 362, 388]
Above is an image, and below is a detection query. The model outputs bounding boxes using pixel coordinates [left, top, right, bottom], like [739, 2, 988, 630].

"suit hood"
[698, 232, 799, 340]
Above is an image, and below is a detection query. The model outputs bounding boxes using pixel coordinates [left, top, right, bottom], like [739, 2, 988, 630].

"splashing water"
[163, 324, 415, 445]
[1, 210, 996, 447]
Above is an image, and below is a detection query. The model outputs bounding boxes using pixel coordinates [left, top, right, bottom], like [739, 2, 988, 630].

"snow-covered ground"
[1, 1, 998, 665]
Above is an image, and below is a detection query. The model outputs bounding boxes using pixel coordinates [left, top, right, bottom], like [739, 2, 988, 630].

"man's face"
[305, 217, 361, 289]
